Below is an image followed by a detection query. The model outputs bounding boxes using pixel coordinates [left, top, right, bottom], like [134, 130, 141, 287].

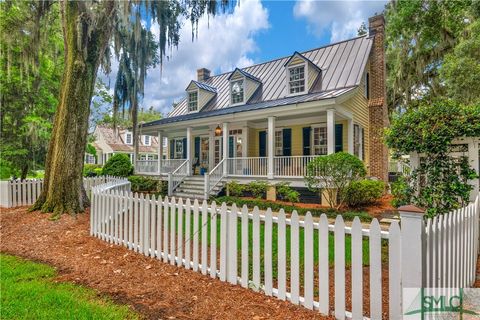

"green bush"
[275, 182, 300, 204]
[128, 175, 158, 193]
[227, 180, 245, 197]
[83, 164, 102, 177]
[344, 179, 385, 207]
[305, 152, 366, 209]
[102, 154, 133, 177]
[247, 181, 270, 199]
[391, 176, 413, 208]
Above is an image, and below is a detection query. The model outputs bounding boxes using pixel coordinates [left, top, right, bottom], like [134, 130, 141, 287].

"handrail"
[204, 158, 226, 199]
[168, 159, 189, 196]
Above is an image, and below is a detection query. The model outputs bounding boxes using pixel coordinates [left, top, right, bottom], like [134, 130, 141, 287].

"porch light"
[215, 125, 222, 136]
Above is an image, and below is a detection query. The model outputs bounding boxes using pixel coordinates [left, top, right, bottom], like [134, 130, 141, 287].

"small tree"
[102, 154, 133, 177]
[305, 152, 366, 209]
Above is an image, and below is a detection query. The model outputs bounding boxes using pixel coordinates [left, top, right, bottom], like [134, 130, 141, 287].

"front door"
[214, 137, 222, 166]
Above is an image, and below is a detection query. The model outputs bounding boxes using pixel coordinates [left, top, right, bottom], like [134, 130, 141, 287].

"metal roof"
[163, 34, 372, 120]
[143, 87, 355, 127]
[187, 80, 217, 93]
[227, 68, 261, 83]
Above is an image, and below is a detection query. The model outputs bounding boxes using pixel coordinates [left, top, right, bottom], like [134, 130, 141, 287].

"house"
[85, 125, 165, 167]
[137, 15, 389, 200]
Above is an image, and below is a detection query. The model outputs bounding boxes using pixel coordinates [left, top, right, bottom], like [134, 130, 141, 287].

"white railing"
[425, 196, 479, 288]
[274, 155, 318, 177]
[0, 176, 121, 208]
[204, 159, 226, 199]
[168, 160, 189, 196]
[227, 157, 267, 177]
[388, 159, 411, 175]
[160, 159, 187, 174]
[91, 193, 400, 319]
[135, 160, 158, 174]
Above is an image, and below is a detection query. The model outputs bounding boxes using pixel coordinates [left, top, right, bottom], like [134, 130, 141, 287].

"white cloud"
[141, 0, 269, 115]
[293, 0, 387, 43]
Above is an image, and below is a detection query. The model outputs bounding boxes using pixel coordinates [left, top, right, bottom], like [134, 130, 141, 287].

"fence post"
[167, 173, 173, 196]
[399, 204, 426, 316]
[204, 173, 209, 200]
[0, 181, 12, 208]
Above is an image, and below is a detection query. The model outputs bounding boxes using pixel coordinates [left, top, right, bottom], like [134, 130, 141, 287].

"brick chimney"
[197, 68, 211, 82]
[367, 14, 389, 182]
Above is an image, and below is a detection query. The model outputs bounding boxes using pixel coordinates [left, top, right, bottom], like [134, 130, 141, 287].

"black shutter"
[302, 127, 311, 155]
[335, 124, 343, 152]
[194, 137, 200, 160]
[283, 128, 292, 156]
[170, 140, 174, 159]
[361, 128, 365, 161]
[259, 131, 266, 157]
[229, 136, 234, 158]
[182, 138, 187, 159]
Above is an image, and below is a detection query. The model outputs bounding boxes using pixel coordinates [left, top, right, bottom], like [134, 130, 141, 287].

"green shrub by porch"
[226, 180, 245, 197]
[102, 154, 133, 177]
[83, 164, 102, 177]
[275, 182, 300, 204]
[344, 180, 385, 207]
[247, 181, 270, 199]
[128, 175, 158, 192]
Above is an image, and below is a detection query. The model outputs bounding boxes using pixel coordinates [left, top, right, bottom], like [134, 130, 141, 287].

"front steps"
[172, 175, 224, 200]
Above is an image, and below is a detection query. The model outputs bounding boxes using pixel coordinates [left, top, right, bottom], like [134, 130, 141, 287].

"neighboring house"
[85, 125, 165, 165]
[138, 15, 389, 200]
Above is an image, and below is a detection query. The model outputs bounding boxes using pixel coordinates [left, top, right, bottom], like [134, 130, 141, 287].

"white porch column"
[267, 116, 275, 179]
[242, 125, 248, 158]
[347, 119, 354, 155]
[208, 127, 215, 171]
[222, 122, 229, 175]
[327, 109, 335, 155]
[157, 131, 163, 174]
[187, 127, 192, 175]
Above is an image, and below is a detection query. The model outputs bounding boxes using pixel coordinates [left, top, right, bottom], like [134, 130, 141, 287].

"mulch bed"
[0, 206, 334, 320]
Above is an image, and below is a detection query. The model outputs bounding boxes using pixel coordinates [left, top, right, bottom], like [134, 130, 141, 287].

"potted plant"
[200, 163, 208, 175]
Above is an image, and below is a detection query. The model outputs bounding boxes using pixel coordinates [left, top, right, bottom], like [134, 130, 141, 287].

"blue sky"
[102, 0, 387, 116]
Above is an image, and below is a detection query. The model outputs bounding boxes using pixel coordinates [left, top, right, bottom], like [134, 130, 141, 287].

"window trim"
[311, 124, 328, 156]
[230, 77, 245, 106]
[275, 129, 283, 156]
[187, 90, 199, 113]
[286, 63, 308, 96]
[143, 135, 151, 146]
[125, 132, 132, 145]
[174, 138, 184, 159]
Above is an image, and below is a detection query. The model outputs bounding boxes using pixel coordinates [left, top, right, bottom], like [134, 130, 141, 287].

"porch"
[137, 103, 366, 198]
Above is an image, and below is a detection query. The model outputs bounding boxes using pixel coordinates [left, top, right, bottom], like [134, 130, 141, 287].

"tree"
[385, 0, 475, 111]
[0, 1, 64, 179]
[357, 22, 367, 36]
[27, 1, 228, 217]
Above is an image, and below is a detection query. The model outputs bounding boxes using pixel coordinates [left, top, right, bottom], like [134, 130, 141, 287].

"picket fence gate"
[0, 176, 123, 208]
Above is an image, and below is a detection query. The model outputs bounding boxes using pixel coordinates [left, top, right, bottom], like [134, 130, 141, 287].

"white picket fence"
[0, 176, 122, 208]
[91, 181, 406, 319]
[425, 197, 480, 288]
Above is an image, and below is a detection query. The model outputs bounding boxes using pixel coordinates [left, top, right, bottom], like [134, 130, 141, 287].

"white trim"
[125, 132, 133, 145]
[187, 89, 199, 113]
[143, 135, 151, 146]
[230, 77, 246, 106]
[285, 63, 308, 97]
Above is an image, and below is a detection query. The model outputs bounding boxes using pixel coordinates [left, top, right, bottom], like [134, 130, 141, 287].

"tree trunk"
[31, 1, 114, 217]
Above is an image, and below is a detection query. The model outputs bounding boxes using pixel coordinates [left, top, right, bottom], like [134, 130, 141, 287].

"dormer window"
[231, 79, 244, 104]
[288, 65, 305, 94]
[188, 91, 198, 112]
[144, 135, 151, 146]
[125, 132, 132, 145]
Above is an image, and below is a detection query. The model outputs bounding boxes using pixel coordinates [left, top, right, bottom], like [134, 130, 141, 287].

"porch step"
[171, 175, 225, 200]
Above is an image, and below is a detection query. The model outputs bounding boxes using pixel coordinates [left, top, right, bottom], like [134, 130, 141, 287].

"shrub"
[102, 154, 133, 177]
[275, 182, 300, 204]
[391, 176, 413, 208]
[83, 164, 102, 177]
[128, 175, 158, 193]
[227, 180, 245, 197]
[247, 181, 270, 199]
[344, 179, 385, 207]
[305, 152, 366, 209]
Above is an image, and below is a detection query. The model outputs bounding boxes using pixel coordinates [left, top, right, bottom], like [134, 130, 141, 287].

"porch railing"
[204, 158, 226, 199]
[227, 157, 268, 177]
[167, 160, 189, 196]
[135, 160, 158, 174]
[161, 159, 187, 174]
[274, 155, 317, 177]
[388, 159, 411, 176]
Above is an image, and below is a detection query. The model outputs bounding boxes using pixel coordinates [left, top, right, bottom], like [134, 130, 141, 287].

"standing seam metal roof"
[166, 35, 372, 119]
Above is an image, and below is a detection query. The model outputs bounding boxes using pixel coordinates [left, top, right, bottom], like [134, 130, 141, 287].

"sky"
[99, 0, 387, 117]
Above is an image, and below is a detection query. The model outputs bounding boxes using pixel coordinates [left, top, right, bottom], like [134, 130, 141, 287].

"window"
[275, 130, 283, 156]
[312, 126, 327, 155]
[174, 139, 184, 159]
[188, 91, 198, 112]
[231, 80, 244, 104]
[200, 137, 209, 165]
[85, 154, 96, 164]
[144, 135, 151, 146]
[125, 132, 132, 145]
[288, 65, 305, 94]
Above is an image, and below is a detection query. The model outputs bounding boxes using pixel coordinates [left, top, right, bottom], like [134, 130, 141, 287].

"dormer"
[284, 52, 321, 96]
[228, 68, 261, 106]
[185, 80, 217, 113]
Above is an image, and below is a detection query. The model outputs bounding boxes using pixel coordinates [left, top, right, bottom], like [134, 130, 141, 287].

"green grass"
[0, 254, 138, 320]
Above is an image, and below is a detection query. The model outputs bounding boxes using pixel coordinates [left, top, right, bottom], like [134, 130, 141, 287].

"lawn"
[0, 254, 138, 320]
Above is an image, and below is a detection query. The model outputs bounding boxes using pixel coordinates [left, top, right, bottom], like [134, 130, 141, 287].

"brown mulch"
[0, 207, 333, 320]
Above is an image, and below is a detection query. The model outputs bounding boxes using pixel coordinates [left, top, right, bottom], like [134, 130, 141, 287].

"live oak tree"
[27, 0, 228, 217]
